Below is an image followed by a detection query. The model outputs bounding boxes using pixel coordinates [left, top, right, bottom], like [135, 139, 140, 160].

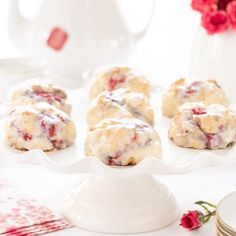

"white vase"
[190, 28, 236, 103]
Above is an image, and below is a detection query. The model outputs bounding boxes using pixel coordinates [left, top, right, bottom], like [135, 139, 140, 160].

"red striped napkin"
[0, 180, 72, 235]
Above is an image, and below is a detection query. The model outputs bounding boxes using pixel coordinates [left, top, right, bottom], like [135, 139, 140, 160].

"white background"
[0, 0, 200, 86]
[1, 1, 236, 236]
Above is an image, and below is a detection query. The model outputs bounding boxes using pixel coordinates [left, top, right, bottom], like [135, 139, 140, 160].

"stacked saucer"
[216, 191, 236, 236]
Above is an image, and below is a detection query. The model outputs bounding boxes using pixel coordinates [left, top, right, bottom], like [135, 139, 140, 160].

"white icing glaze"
[169, 102, 236, 149]
[89, 66, 151, 100]
[162, 78, 229, 118]
[85, 118, 162, 166]
[87, 88, 154, 128]
[5, 102, 76, 151]
[8, 82, 71, 114]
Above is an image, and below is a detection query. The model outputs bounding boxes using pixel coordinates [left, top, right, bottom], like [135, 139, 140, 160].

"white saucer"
[217, 191, 236, 233]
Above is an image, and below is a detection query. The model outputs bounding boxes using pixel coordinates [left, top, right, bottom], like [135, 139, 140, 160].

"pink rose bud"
[227, 1, 236, 28]
[180, 210, 203, 230]
[191, 0, 217, 13]
[201, 10, 229, 34]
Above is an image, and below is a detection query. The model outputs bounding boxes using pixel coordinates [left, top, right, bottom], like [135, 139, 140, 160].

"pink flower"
[180, 210, 203, 230]
[218, 0, 234, 10]
[227, 1, 236, 28]
[191, 0, 218, 13]
[180, 201, 216, 231]
[201, 10, 229, 34]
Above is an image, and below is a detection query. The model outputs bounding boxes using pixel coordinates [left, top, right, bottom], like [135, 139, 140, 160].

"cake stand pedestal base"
[62, 174, 179, 234]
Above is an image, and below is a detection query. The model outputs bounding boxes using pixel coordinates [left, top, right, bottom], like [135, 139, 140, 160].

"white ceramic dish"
[216, 220, 236, 236]
[217, 191, 236, 233]
[1, 84, 236, 233]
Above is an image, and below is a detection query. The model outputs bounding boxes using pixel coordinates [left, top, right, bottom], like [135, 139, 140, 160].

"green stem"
[195, 201, 216, 225]
[203, 214, 211, 223]
[196, 203, 211, 213]
[204, 211, 216, 224]
[195, 201, 217, 208]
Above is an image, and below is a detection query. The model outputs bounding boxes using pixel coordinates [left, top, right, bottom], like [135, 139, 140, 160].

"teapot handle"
[8, 0, 34, 52]
[130, 0, 156, 41]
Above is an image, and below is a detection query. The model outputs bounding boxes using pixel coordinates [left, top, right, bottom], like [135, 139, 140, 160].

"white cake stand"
[2, 145, 235, 234]
[62, 173, 178, 233]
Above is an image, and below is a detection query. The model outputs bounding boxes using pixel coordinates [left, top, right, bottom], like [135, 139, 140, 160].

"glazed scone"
[87, 88, 154, 128]
[169, 103, 236, 150]
[162, 78, 229, 118]
[5, 103, 76, 151]
[89, 66, 151, 100]
[8, 82, 71, 114]
[85, 118, 162, 166]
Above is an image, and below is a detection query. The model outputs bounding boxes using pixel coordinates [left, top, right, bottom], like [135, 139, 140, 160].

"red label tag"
[47, 27, 68, 51]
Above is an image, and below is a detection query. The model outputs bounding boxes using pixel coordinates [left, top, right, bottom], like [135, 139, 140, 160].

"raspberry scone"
[87, 88, 154, 128]
[89, 66, 151, 100]
[162, 78, 229, 118]
[8, 83, 71, 114]
[5, 103, 76, 151]
[169, 103, 236, 150]
[85, 118, 162, 166]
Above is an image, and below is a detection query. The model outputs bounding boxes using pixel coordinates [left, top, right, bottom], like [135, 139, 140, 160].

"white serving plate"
[1, 84, 236, 176]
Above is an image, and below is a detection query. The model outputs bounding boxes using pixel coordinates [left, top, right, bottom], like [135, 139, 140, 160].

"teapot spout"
[8, 0, 34, 53]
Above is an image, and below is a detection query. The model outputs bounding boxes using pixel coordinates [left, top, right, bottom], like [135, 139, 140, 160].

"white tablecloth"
[1, 158, 236, 236]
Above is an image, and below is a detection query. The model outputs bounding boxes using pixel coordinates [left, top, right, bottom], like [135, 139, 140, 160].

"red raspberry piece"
[52, 94, 62, 102]
[36, 92, 52, 102]
[191, 81, 201, 86]
[40, 120, 46, 129]
[52, 140, 63, 148]
[186, 89, 197, 94]
[119, 78, 125, 83]
[36, 91, 62, 103]
[185, 81, 200, 94]
[57, 114, 66, 122]
[205, 134, 213, 149]
[107, 159, 115, 165]
[108, 77, 125, 91]
[48, 124, 56, 137]
[23, 133, 32, 141]
[108, 78, 118, 91]
[192, 107, 207, 115]
[107, 153, 120, 165]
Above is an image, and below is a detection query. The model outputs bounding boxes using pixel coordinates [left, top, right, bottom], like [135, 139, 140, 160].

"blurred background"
[0, 0, 199, 87]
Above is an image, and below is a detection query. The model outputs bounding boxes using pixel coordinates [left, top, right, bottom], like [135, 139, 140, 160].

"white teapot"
[8, 0, 154, 84]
